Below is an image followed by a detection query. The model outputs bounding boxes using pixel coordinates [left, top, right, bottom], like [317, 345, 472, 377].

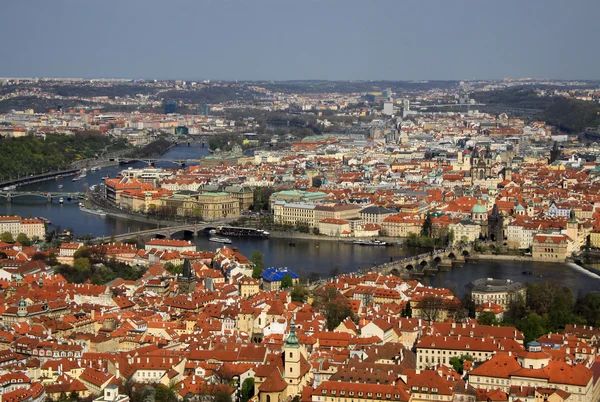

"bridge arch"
[390, 268, 401, 277]
[419, 260, 428, 267]
[462, 250, 470, 257]
[405, 264, 414, 271]
[447, 252, 456, 259]
[170, 229, 196, 238]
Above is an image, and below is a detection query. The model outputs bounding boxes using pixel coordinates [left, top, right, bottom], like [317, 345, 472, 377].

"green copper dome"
[471, 201, 487, 214]
[285, 319, 300, 348]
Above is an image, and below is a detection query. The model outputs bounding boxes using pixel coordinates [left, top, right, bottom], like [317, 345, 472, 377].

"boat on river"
[80, 206, 107, 217]
[91, 166, 101, 171]
[353, 239, 391, 246]
[209, 236, 232, 244]
[216, 226, 269, 238]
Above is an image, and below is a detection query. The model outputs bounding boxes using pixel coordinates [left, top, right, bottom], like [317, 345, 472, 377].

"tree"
[240, 378, 255, 402]
[401, 302, 412, 318]
[0, 232, 13, 243]
[213, 364, 235, 386]
[477, 311, 499, 326]
[290, 282, 308, 303]
[250, 250, 264, 279]
[574, 292, 600, 327]
[280, 274, 293, 289]
[15, 233, 30, 246]
[449, 354, 473, 374]
[421, 213, 433, 237]
[417, 295, 445, 322]
[504, 293, 526, 325]
[314, 286, 354, 331]
[518, 313, 548, 343]
[164, 262, 183, 275]
[154, 386, 178, 402]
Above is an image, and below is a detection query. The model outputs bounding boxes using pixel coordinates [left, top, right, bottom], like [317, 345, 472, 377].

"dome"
[471, 201, 487, 214]
[515, 204, 525, 211]
[18, 297, 26, 308]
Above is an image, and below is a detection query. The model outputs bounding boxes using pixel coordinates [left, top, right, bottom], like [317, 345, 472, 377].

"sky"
[1, 0, 599, 81]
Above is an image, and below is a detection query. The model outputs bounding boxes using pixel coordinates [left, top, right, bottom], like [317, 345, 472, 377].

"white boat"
[209, 236, 232, 244]
[59, 198, 64, 204]
[80, 206, 107, 217]
[58, 184, 63, 189]
[91, 166, 101, 171]
[209, 229, 217, 235]
[2, 185, 17, 191]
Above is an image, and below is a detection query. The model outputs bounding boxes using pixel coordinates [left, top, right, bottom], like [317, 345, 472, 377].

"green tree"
[401, 302, 412, 318]
[250, 250, 265, 279]
[15, 233, 30, 246]
[154, 385, 178, 402]
[314, 286, 354, 331]
[240, 378, 255, 402]
[575, 292, 600, 327]
[0, 232, 13, 243]
[504, 293, 526, 325]
[164, 262, 183, 275]
[290, 282, 308, 303]
[477, 311, 499, 326]
[449, 354, 473, 374]
[280, 273, 293, 289]
[421, 213, 433, 237]
[518, 313, 548, 343]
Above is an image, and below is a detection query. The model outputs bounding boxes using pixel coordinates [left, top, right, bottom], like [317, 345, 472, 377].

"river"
[1, 144, 600, 295]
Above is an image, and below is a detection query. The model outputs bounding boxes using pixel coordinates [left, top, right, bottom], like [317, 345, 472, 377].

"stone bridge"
[94, 219, 237, 243]
[0, 191, 85, 202]
[375, 244, 474, 277]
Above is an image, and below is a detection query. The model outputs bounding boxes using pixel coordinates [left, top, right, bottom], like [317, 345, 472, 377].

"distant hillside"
[472, 88, 600, 133]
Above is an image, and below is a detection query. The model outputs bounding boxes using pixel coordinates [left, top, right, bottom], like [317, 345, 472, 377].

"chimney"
[115, 362, 120, 379]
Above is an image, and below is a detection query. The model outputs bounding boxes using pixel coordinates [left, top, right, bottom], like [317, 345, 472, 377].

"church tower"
[504, 161, 512, 182]
[284, 319, 301, 394]
[178, 259, 196, 294]
[17, 297, 28, 319]
[567, 208, 578, 243]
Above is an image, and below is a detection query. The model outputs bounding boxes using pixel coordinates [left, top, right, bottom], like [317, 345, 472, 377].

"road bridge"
[110, 158, 201, 167]
[374, 244, 474, 276]
[0, 191, 85, 203]
[93, 218, 236, 244]
[0, 169, 80, 189]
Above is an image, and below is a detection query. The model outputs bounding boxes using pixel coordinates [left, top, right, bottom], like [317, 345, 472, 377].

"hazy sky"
[2, 0, 599, 81]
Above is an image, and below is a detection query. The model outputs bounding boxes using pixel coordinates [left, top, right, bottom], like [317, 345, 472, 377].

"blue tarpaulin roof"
[262, 267, 299, 282]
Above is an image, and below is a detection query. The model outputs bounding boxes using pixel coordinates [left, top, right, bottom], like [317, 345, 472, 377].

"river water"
[1, 144, 600, 295]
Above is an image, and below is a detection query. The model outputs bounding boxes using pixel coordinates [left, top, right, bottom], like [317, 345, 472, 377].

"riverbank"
[466, 254, 532, 262]
[267, 230, 402, 244]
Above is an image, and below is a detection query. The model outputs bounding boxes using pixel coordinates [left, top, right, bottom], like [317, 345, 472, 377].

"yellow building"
[239, 277, 260, 298]
[196, 192, 240, 220]
[590, 230, 600, 249]
[532, 234, 570, 262]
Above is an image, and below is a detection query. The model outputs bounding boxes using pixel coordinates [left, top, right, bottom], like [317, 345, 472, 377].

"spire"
[286, 319, 300, 348]
[182, 259, 191, 278]
[569, 208, 577, 223]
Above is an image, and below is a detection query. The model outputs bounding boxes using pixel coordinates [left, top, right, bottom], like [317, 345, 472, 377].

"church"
[254, 320, 313, 402]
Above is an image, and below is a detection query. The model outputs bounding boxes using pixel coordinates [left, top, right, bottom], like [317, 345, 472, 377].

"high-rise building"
[164, 101, 178, 114]
[402, 99, 410, 118]
[199, 103, 210, 116]
[383, 100, 394, 116]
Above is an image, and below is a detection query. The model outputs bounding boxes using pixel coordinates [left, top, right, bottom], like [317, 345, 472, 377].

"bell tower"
[284, 319, 301, 394]
[567, 208, 578, 243]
